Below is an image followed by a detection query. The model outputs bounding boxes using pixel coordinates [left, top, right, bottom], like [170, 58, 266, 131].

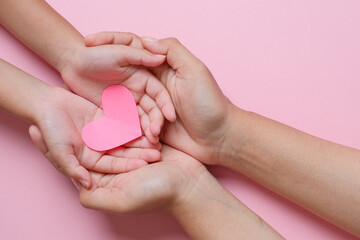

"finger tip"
[152, 138, 160, 145]
[143, 149, 161, 163]
[142, 36, 159, 43]
[79, 179, 91, 189]
[150, 136, 160, 145]
[163, 105, 177, 122]
[154, 54, 166, 62]
[150, 124, 161, 137]
[168, 112, 177, 122]
[155, 142, 162, 151]
[78, 169, 92, 189]
[71, 178, 81, 190]
[84, 34, 95, 46]
[145, 54, 166, 67]
[152, 151, 161, 162]
[146, 127, 160, 144]
[132, 160, 148, 170]
[141, 36, 161, 53]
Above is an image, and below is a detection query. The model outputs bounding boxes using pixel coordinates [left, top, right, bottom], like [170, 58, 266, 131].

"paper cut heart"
[82, 85, 141, 151]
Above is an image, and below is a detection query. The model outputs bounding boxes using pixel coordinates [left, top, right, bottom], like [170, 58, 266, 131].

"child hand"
[30, 87, 161, 189]
[59, 32, 176, 144]
[81, 33, 233, 166]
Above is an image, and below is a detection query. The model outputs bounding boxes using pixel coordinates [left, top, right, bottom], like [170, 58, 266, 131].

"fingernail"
[142, 36, 159, 42]
[155, 54, 166, 59]
[133, 160, 148, 169]
[79, 179, 90, 189]
[71, 178, 80, 190]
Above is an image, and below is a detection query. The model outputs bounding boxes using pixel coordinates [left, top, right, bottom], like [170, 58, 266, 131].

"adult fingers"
[79, 172, 148, 214]
[141, 37, 203, 71]
[79, 181, 128, 213]
[79, 172, 119, 211]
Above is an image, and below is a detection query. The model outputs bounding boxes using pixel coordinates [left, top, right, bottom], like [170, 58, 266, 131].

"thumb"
[29, 124, 48, 155]
[85, 32, 143, 48]
[29, 124, 91, 189]
[141, 37, 204, 72]
[98, 44, 167, 67]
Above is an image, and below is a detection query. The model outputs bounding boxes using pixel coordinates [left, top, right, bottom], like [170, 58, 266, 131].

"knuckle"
[123, 32, 142, 47]
[99, 31, 109, 35]
[196, 61, 209, 72]
[166, 37, 180, 45]
[123, 31, 135, 37]
[111, 158, 118, 173]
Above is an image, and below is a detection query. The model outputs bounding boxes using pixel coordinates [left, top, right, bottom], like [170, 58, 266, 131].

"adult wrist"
[214, 104, 251, 168]
[167, 168, 283, 240]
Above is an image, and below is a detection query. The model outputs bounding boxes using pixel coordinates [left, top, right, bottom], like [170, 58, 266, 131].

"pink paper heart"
[82, 85, 141, 151]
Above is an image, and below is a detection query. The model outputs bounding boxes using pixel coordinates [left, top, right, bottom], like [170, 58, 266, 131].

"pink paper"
[81, 85, 141, 151]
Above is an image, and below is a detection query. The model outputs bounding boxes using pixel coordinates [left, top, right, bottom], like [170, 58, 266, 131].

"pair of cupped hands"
[31, 32, 233, 214]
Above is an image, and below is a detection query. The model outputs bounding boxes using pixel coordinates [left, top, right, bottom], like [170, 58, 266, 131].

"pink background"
[1, 0, 359, 239]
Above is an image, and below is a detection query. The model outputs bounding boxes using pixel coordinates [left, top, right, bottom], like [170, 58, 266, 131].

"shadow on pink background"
[0, 1, 359, 239]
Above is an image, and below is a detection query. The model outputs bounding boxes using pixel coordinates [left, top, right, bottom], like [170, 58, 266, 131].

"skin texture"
[59, 38, 176, 143]
[0, 0, 176, 143]
[0, 59, 161, 188]
[0, 0, 176, 188]
[222, 109, 360, 236]
[1, 0, 358, 237]
[80, 146, 284, 240]
[87, 33, 360, 237]
[86, 33, 235, 165]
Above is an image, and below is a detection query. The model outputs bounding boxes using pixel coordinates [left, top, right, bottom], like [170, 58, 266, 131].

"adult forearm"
[221, 106, 360, 236]
[0, 0, 83, 72]
[0, 59, 50, 122]
[170, 170, 283, 240]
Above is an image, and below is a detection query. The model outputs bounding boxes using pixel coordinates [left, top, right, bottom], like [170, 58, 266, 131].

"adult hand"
[30, 87, 161, 189]
[59, 32, 176, 143]
[79, 145, 283, 240]
[79, 145, 206, 213]
[86, 33, 236, 165]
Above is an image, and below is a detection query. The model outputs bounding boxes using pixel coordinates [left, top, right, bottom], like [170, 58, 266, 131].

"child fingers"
[71, 165, 92, 190]
[122, 136, 162, 150]
[144, 73, 176, 122]
[51, 152, 92, 189]
[85, 32, 143, 48]
[110, 45, 166, 67]
[138, 105, 159, 144]
[89, 155, 148, 173]
[108, 147, 161, 163]
[139, 94, 164, 137]
[28, 125, 91, 189]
